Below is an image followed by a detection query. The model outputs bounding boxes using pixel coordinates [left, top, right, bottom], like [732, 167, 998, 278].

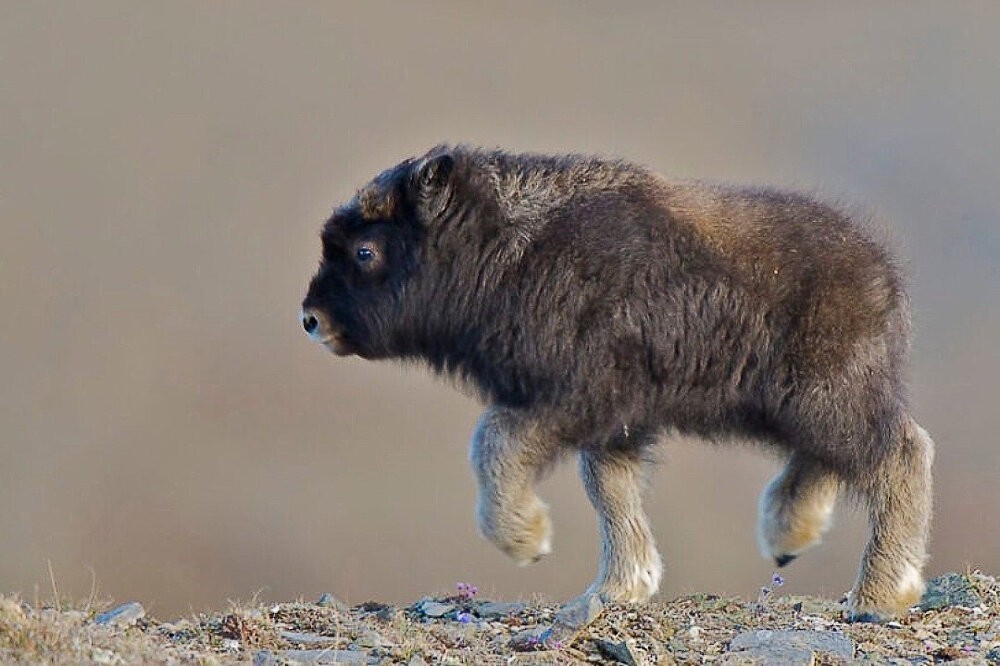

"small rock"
[553, 592, 603, 631]
[279, 630, 339, 646]
[94, 602, 145, 627]
[407, 657, 429, 666]
[790, 596, 844, 615]
[253, 649, 371, 665]
[729, 630, 854, 661]
[918, 573, 983, 611]
[595, 638, 639, 666]
[729, 629, 854, 664]
[355, 601, 391, 614]
[475, 601, 526, 619]
[354, 628, 392, 648]
[719, 643, 815, 665]
[509, 592, 605, 651]
[418, 600, 455, 618]
[509, 625, 552, 651]
[316, 593, 349, 611]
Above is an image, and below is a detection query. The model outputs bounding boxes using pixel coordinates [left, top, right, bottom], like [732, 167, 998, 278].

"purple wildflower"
[456, 582, 478, 600]
[754, 570, 789, 615]
[456, 611, 473, 624]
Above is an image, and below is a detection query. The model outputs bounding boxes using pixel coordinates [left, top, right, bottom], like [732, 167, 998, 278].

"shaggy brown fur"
[301, 145, 934, 621]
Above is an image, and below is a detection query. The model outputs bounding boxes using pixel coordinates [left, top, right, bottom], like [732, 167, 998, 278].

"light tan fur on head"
[357, 185, 397, 220]
[355, 165, 404, 220]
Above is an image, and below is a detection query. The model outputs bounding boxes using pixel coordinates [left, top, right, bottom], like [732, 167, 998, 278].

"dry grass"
[1, 571, 997, 664]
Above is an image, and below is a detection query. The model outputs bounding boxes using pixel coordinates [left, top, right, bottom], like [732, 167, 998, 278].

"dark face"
[300, 152, 454, 358]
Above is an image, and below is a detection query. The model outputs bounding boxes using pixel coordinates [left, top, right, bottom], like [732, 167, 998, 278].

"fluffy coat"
[301, 145, 934, 620]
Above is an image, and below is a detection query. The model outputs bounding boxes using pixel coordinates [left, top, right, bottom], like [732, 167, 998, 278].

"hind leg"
[757, 452, 840, 567]
[849, 417, 934, 621]
[579, 449, 662, 603]
[469, 408, 560, 565]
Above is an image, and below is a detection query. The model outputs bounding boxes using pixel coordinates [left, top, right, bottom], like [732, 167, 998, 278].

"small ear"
[417, 153, 454, 190]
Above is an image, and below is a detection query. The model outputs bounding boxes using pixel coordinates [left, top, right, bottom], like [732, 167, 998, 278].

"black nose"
[302, 313, 319, 334]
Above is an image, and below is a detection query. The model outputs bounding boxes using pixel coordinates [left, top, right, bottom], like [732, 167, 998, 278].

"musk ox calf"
[301, 145, 934, 621]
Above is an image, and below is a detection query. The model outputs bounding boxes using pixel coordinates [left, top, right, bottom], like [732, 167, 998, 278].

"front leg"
[469, 408, 561, 565]
[579, 449, 663, 603]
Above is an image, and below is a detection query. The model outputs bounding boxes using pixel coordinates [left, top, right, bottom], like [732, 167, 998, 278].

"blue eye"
[356, 246, 375, 263]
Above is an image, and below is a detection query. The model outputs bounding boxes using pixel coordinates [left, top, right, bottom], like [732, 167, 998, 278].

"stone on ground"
[918, 572, 983, 611]
[94, 602, 145, 627]
[723, 629, 855, 665]
[509, 592, 605, 651]
[595, 637, 640, 666]
[253, 648, 371, 665]
[475, 601, 526, 619]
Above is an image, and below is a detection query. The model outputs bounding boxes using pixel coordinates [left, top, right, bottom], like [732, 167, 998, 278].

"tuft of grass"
[0, 593, 216, 665]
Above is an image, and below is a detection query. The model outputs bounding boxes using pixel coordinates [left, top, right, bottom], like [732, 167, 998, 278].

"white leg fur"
[896, 561, 924, 603]
[580, 450, 663, 603]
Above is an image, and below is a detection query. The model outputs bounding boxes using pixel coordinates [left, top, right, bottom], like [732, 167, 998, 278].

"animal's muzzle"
[300, 308, 354, 356]
[302, 311, 320, 335]
[300, 308, 329, 341]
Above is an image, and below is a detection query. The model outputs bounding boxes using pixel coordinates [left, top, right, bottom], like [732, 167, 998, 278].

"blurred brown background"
[1, 2, 997, 617]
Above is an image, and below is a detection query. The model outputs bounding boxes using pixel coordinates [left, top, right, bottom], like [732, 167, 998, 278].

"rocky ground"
[0, 571, 997, 665]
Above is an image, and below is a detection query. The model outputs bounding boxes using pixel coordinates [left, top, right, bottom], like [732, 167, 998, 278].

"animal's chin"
[320, 336, 356, 357]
